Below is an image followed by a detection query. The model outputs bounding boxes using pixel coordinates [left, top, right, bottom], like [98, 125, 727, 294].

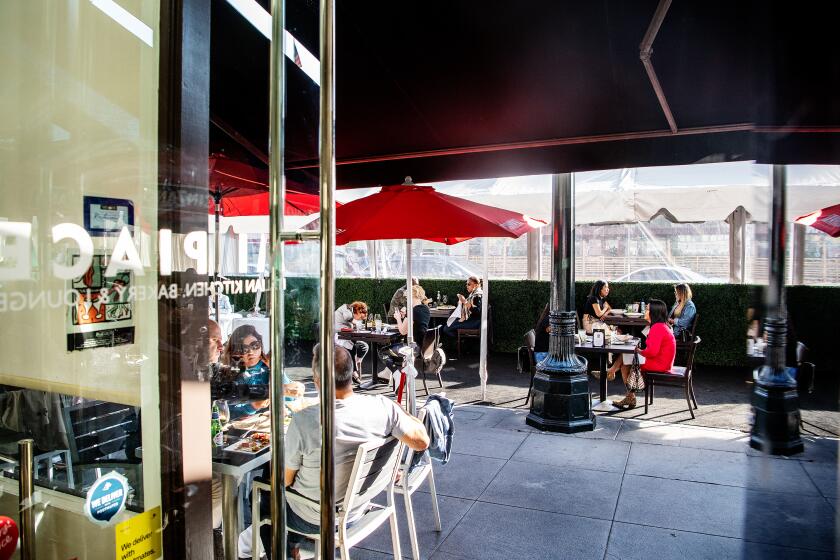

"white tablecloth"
[214, 312, 241, 342]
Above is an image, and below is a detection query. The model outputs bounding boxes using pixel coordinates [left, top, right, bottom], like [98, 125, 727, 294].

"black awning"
[210, 0, 840, 191]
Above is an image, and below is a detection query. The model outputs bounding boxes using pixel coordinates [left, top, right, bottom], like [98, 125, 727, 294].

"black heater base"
[526, 367, 595, 434]
[750, 380, 804, 456]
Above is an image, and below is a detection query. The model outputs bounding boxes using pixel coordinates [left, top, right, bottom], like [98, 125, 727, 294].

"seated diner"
[669, 283, 697, 340]
[379, 284, 432, 377]
[612, 299, 676, 409]
[443, 276, 483, 337]
[581, 279, 611, 334]
[334, 300, 370, 382]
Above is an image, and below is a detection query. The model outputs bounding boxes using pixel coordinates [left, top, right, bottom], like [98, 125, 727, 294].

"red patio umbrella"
[318, 181, 546, 403]
[795, 203, 840, 237]
[330, 183, 545, 245]
[207, 154, 324, 318]
[208, 190, 323, 217]
[209, 154, 323, 216]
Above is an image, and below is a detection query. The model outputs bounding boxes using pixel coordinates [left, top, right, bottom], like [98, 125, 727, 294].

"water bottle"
[211, 405, 224, 447]
[640, 300, 646, 314]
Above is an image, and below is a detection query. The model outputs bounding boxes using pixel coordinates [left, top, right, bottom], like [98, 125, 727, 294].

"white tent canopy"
[434, 162, 840, 225]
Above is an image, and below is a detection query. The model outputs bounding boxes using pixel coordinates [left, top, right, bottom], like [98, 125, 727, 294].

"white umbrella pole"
[214, 195, 221, 322]
[405, 239, 416, 414]
[479, 237, 489, 401]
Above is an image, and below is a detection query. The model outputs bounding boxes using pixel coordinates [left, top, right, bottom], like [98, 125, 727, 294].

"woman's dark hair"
[647, 299, 669, 326]
[225, 324, 267, 365]
[589, 280, 608, 298]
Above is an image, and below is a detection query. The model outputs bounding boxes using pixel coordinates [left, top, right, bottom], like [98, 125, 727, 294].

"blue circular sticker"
[84, 471, 129, 525]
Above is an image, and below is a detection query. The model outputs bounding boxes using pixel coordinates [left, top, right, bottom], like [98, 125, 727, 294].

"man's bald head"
[208, 319, 223, 364]
[312, 343, 355, 390]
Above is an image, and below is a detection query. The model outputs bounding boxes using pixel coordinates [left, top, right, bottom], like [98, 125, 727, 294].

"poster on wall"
[66, 252, 135, 351]
[84, 196, 134, 235]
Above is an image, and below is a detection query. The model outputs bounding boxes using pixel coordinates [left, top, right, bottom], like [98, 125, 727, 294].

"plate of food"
[609, 309, 625, 316]
[225, 432, 270, 454]
[625, 312, 644, 318]
[231, 412, 271, 432]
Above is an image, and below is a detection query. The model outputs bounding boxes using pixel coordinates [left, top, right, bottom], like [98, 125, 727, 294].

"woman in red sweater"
[613, 299, 676, 409]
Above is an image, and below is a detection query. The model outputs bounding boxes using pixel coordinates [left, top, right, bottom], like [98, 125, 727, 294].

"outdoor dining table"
[337, 327, 402, 389]
[574, 337, 641, 404]
[213, 424, 275, 560]
[428, 305, 456, 319]
[428, 305, 456, 328]
[603, 313, 649, 330]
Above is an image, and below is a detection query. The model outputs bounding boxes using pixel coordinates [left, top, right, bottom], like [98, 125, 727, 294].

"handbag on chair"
[626, 350, 645, 391]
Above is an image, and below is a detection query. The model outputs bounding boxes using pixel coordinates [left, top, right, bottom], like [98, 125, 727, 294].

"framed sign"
[592, 328, 605, 348]
[84, 196, 134, 235]
[66, 251, 135, 351]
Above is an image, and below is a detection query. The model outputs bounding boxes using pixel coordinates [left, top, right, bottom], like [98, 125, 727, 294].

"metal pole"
[268, 0, 288, 556]
[791, 223, 805, 285]
[406, 239, 415, 414]
[554, 174, 575, 312]
[214, 192, 221, 322]
[318, 0, 337, 553]
[479, 238, 489, 400]
[527, 230, 540, 280]
[750, 164, 803, 455]
[18, 438, 35, 560]
[526, 173, 594, 433]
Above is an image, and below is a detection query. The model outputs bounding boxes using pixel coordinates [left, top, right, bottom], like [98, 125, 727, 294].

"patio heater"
[749, 165, 803, 455]
[526, 173, 595, 433]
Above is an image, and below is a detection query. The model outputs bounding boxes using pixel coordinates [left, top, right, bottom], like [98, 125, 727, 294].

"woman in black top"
[581, 279, 611, 332]
[380, 284, 431, 375]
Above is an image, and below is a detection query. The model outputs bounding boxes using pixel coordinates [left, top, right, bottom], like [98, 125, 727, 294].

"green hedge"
[225, 276, 837, 370]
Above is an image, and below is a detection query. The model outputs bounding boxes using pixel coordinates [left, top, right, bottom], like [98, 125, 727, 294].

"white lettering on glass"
[0, 221, 32, 280]
[183, 231, 208, 275]
[51, 223, 94, 280]
[159, 228, 173, 275]
[105, 226, 145, 277]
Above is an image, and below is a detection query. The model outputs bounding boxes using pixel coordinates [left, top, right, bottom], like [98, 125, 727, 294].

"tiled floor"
[349, 405, 838, 560]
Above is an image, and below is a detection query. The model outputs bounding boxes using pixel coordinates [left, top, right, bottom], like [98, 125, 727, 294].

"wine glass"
[442, 294, 448, 305]
[214, 400, 230, 427]
[374, 313, 382, 332]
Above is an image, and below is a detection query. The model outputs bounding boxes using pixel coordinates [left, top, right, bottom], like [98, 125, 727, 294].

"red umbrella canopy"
[208, 155, 327, 216]
[208, 154, 268, 197]
[208, 190, 323, 217]
[331, 183, 546, 245]
[795, 203, 840, 237]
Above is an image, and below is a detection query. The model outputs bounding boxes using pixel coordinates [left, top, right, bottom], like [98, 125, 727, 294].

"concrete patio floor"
[399, 352, 839, 437]
[348, 404, 838, 560]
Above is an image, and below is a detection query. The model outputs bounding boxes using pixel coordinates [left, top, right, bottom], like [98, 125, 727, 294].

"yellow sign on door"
[114, 506, 162, 560]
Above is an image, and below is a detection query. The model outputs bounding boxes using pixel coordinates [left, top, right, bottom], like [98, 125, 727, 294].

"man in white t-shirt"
[240, 344, 429, 559]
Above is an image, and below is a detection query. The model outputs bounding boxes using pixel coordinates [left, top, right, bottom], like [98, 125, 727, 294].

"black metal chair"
[796, 341, 816, 394]
[518, 329, 537, 404]
[419, 325, 445, 394]
[456, 305, 492, 358]
[62, 400, 143, 496]
[643, 336, 701, 418]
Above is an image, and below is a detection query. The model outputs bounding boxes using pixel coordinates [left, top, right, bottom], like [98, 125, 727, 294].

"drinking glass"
[442, 295, 448, 305]
[214, 400, 230, 427]
[374, 314, 382, 332]
[577, 329, 586, 344]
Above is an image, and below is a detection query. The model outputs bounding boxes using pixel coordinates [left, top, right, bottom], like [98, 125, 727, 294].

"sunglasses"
[233, 341, 262, 354]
